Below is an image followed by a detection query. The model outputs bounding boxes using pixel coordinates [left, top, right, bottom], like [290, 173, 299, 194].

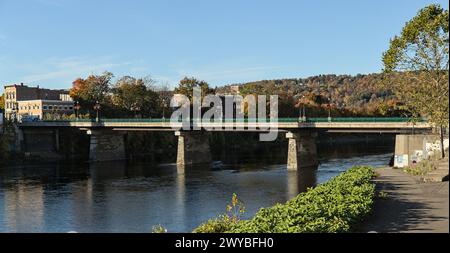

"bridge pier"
[176, 131, 212, 173]
[21, 128, 60, 157]
[14, 126, 24, 152]
[87, 130, 126, 162]
[286, 131, 318, 171]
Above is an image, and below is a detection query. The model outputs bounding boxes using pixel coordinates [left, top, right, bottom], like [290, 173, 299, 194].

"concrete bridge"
[17, 118, 432, 172]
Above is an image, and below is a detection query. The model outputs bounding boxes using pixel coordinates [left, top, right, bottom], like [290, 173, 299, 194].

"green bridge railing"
[40, 117, 426, 123]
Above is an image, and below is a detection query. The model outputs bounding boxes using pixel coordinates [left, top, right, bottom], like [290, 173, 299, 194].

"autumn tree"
[382, 4, 449, 157]
[152, 82, 174, 118]
[69, 72, 114, 117]
[0, 94, 4, 110]
[174, 77, 213, 101]
[111, 76, 161, 118]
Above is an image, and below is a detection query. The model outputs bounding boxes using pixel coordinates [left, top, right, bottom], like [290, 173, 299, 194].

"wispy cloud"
[20, 56, 131, 86]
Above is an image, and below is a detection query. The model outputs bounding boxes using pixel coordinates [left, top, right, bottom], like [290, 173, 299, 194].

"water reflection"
[286, 168, 318, 200]
[0, 150, 392, 233]
[3, 182, 44, 232]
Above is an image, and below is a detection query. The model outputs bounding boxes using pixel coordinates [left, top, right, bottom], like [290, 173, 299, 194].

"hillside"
[216, 73, 406, 117]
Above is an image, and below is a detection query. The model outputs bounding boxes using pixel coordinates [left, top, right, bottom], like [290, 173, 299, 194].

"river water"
[0, 138, 393, 232]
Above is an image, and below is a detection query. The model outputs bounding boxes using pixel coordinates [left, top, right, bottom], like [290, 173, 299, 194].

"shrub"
[152, 224, 167, 233]
[193, 215, 237, 233]
[194, 193, 245, 233]
[403, 160, 436, 176]
[194, 166, 375, 233]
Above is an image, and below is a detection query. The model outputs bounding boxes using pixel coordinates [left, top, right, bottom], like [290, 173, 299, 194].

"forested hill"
[216, 73, 406, 117]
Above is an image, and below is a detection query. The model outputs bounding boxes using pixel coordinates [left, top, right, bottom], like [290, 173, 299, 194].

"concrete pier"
[87, 130, 126, 162]
[175, 131, 212, 172]
[286, 131, 318, 171]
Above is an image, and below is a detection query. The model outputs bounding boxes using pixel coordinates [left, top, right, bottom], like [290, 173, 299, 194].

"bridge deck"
[18, 118, 432, 133]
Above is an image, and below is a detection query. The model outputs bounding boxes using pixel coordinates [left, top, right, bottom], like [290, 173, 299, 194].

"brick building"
[17, 99, 74, 121]
[3, 83, 73, 121]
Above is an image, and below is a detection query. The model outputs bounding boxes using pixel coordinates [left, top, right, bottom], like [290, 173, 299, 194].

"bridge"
[17, 117, 432, 172]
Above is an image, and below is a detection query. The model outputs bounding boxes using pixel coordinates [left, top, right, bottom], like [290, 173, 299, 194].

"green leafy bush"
[152, 224, 167, 233]
[194, 193, 246, 233]
[194, 166, 375, 233]
[403, 160, 436, 176]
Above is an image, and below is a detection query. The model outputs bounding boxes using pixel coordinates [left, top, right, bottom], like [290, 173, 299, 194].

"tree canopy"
[382, 4, 449, 127]
[69, 73, 170, 118]
[382, 4, 449, 157]
[0, 94, 4, 110]
[217, 73, 405, 117]
[111, 76, 161, 118]
[174, 77, 213, 101]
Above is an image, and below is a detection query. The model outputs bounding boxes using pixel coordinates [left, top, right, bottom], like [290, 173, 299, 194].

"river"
[0, 137, 394, 232]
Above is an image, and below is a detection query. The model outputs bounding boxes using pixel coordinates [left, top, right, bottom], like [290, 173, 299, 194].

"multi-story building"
[16, 99, 74, 121]
[3, 83, 73, 121]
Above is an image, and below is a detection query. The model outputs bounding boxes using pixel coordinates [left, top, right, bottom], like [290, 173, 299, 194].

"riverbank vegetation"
[194, 166, 375, 233]
[403, 159, 438, 176]
[403, 149, 449, 176]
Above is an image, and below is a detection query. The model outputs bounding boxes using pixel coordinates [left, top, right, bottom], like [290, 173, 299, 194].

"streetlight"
[162, 98, 167, 120]
[327, 103, 332, 122]
[74, 101, 81, 119]
[387, 108, 393, 117]
[94, 101, 101, 123]
[131, 103, 141, 118]
[298, 103, 303, 122]
[301, 95, 306, 122]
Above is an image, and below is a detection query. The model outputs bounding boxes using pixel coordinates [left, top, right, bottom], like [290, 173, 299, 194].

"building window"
[43, 106, 47, 110]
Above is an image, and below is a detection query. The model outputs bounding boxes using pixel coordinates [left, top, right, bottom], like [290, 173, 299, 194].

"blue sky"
[0, 0, 448, 92]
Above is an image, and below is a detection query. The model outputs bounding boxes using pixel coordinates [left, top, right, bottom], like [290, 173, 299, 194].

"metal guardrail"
[39, 117, 426, 123]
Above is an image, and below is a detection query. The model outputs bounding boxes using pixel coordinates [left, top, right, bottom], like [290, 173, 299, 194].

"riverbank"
[194, 166, 376, 233]
[361, 168, 449, 233]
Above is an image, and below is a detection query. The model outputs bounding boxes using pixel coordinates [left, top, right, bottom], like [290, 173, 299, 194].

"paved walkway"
[361, 168, 449, 233]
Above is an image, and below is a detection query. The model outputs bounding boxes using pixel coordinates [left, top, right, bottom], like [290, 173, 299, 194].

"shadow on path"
[360, 168, 449, 233]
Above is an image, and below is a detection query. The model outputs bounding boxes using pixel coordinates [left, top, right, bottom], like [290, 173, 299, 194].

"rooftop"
[4, 83, 68, 92]
[17, 99, 74, 103]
